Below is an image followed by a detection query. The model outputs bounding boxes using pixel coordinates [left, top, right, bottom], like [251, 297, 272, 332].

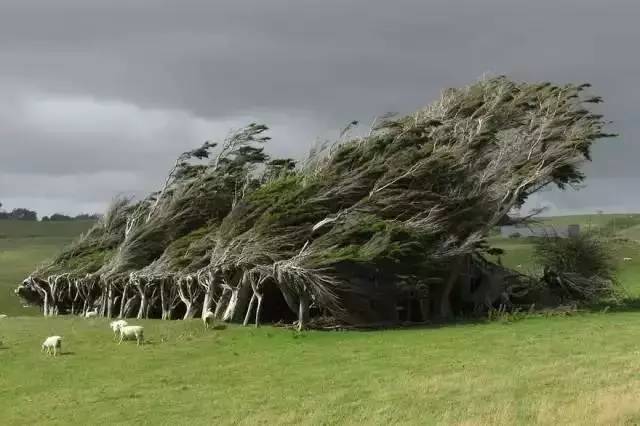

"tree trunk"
[137, 293, 147, 320]
[202, 283, 216, 319]
[183, 302, 196, 320]
[200, 270, 218, 320]
[119, 285, 128, 318]
[43, 292, 49, 317]
[255, 293, 263, 327]
[297, 292, 310, 331]
[438, 256, 466, 319]
[160, 280, 170, 320]
[214, 288, 230, 319]
[122, 295, 138, 318]
[243, 292, 257, 326]
[106, 283, 114, 319]
[222, 288, 239, 322]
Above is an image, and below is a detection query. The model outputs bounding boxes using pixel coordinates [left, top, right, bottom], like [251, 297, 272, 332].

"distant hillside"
[0, 219, 96, 315]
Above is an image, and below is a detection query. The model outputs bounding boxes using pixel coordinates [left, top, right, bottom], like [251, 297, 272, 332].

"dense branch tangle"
[16, 77, 614, 326]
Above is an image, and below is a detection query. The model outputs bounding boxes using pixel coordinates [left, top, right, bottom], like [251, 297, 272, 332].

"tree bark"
[184, 302, 197, 319]
[243, 292, 257, 326]
[200, 270, 217, 320]
[255, 293, 263, 327]
[177, 276, 202, 320]
[106, 282, 114, 319]
[119, 284, 129, 319]
[136, 280, 147, 320]
[222, 287, 239, 322]
[160, 280, 170, 320]
[298, 292, 310, 331]
[214, 288, 230, 319]
[122, 294, 138, 318]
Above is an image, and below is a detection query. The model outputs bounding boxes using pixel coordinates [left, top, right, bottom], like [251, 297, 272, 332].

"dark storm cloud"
[0, 0, 639, 215]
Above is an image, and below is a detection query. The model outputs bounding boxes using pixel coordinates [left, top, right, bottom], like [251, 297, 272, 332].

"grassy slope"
[0, 220, 95, 315]
[3, 315, 640, 425]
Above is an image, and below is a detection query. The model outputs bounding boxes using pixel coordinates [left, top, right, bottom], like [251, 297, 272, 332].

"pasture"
[4, 314, 640, 424]
[3, 215, 640, 424]
[0, 220, 94, 315]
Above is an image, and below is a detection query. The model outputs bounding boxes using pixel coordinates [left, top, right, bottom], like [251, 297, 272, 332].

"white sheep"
[85, 309, 98, 318]
[0, 314, 7, 319]
[623, 257, 632, 262]
[117, 325, 144, 346]
[109, 320, 128, 338]
[41, 336, 62, 356]
[203, 311, 215, 329]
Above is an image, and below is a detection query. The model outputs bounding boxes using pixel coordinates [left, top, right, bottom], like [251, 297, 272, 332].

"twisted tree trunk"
[177, 276, 202, 320]
[135, 278, 148, 320]
[199, 269, 218, 320]
[106, 281, 114, 319]
[214, 287, 230, 319]
[297, 292, 310, 331]
[243, 292, 257, 326]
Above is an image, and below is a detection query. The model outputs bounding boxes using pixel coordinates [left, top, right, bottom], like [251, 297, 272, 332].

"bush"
[533, 233, 619, 303]
[508, 232, 521, 239]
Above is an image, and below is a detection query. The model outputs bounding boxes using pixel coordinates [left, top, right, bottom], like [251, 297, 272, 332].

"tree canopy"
[16, 76, 615, 328]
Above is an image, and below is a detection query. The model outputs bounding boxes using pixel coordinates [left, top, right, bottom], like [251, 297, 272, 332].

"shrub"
[533, 233, 619, 303]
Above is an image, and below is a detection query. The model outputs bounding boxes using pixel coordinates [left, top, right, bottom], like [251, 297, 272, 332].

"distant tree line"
[0, 201, 100, 222]
[41, 213, 102, 222]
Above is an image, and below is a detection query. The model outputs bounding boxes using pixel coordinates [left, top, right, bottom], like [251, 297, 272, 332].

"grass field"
[4, 314, 640, 424]
[0, 220, 94, 315]
[3, 215, 640, 425]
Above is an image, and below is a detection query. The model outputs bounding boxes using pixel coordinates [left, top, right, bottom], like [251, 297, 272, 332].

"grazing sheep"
[623, 257, 632, 261]
[118, 325, 144, 346]
[109, 320, 128, 338]
[85, 309, 98, 318]
[41, 336, 62, 356]
[203, 311, 215, 329]
[0, 314, 7, 319]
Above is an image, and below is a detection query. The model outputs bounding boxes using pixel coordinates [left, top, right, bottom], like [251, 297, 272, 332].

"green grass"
[3, 215, 640, 424]
[0, 220, 94, 315]
[4, 314, 640, 424]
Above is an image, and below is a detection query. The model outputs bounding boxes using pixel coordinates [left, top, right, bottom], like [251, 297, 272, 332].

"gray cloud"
[1, 0, 639, 215]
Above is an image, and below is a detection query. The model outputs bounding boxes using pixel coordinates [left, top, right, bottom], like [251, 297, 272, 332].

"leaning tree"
[16, 76, 614, 327]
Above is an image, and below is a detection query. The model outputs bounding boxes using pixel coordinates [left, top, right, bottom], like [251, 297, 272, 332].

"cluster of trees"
[0, 203, 38, 221]
[0, 202, 100, 222]
[41, 213, 102, 222]
[15, 77, 616, 329]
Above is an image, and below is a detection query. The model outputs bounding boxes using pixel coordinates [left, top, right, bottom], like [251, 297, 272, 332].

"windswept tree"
[17, 76, 615, 326]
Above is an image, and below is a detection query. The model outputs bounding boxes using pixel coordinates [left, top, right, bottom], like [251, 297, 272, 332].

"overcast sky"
[1, 0, 638, 217]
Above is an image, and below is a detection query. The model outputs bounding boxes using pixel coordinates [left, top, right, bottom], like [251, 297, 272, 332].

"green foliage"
[22, 76, 616, 321]
[534, 233, 617, 281]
